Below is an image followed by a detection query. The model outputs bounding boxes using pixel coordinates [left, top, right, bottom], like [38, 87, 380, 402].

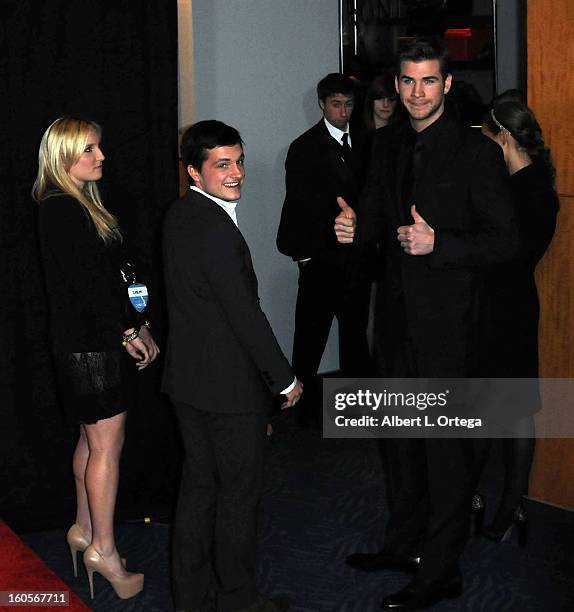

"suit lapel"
[346, 127, 364, 181]
[317, 121, 361, 194]
[317, 121, 345, 164]
[187, 188, 241, 231]
[187, 189, 258, 289]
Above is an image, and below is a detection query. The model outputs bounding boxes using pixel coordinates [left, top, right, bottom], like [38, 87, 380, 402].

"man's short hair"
[396, 36, 451, 80]
[180, 120, 243, 173]
[317, 73, 355, 102]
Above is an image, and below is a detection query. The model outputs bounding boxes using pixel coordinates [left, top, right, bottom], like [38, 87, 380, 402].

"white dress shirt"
[323, 118, 351, 147]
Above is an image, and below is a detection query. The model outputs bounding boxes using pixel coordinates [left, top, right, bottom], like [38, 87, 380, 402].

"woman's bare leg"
[84, 411, 126, 574]
[72, 426, 92, 537]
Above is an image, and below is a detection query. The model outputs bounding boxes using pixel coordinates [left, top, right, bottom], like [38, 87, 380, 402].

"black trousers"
[292, 256, 371, 406]
[171, 401, 268, 611]
[375, 340, 475, 581]
[380, 437, 475, 581]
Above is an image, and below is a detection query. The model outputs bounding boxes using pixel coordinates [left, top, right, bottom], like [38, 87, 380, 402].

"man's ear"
[395, 76, 400, 94]
[187, 164, 201, 185]
[318, 99, 325, 112]
[443, 74, 452, 95]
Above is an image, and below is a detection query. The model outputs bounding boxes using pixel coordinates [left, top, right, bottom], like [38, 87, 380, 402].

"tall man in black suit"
[163, 120, 302, 612]
[277, 73, 372, 424]
[335, 38, 518, 609]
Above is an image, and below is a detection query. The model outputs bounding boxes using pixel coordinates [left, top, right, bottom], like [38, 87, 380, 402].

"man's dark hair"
[316, 73, 355, 102]
[396, 36, 451, 80]
[180, 120, 243, 174]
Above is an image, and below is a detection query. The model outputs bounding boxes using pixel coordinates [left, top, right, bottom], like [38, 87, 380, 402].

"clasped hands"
[334, 197, 434, 256]
[123, 324, 160, 370]
[281, 379, 304, 410]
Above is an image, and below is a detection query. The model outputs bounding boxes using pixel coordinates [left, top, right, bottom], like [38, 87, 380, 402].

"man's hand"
[138, 325, 160, 365]
[123, 325, 160, 370]
[397, 205, 435, 255]
[281, 379, 303, 409]
[334, 196, 356, 244]
[124, 331, 150, 369]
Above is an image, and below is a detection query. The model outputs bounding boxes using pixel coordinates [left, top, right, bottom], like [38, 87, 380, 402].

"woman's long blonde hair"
[32, 117, 122, 243]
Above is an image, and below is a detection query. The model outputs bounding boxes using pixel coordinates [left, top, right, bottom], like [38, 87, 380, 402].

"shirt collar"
[411, 110, 448, 148]
[323, 118, 351, 146]
[190, 185, 238, 226]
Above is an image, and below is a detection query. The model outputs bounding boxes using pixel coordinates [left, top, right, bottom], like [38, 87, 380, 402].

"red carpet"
[0, 520, 90, 611]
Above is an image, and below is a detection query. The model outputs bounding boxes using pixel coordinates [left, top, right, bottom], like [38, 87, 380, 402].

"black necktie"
[412, 138, 424, 188]
[404, 137, 424, 219]
[341, 132, 352, 163]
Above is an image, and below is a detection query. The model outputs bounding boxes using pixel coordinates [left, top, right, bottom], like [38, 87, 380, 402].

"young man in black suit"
[277, 73, 372, 425]
[335, 38, 518, 609]
[163, 120, 302, 612]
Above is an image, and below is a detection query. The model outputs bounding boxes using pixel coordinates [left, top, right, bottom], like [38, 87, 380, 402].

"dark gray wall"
[496, 0, 525, 94]
[191, 0, 341, 372]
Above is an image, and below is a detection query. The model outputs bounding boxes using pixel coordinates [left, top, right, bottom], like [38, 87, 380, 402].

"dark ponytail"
[484, 100, 556, 185]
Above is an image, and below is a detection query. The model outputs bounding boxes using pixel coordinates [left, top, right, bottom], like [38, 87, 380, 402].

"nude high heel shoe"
[66, 525, 90, 578]
[66, 525, 126, 578]
[83, 545, 144, 600]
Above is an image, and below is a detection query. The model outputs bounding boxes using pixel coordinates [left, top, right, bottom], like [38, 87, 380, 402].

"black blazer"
[359, 114, 519, 377]
[277, 120, 367, 262]
[162, 189, 294, 413]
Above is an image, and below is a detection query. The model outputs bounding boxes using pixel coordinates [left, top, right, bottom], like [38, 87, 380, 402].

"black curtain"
[0, 1, 181, 530]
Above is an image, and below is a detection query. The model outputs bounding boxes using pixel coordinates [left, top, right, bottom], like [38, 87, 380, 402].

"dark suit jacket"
[277, 120, 368, 264]
[162, 189, 294, 413]
[358, 113, 519, 377]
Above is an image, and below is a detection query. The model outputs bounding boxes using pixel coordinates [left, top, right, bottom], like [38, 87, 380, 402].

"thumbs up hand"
[334, 196, 357, 244]
[410, 205, 426, 225]
[397, 204, 435, 255]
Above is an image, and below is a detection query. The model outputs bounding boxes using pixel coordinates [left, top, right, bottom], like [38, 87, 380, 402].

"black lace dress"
[38, 193, 144, 424]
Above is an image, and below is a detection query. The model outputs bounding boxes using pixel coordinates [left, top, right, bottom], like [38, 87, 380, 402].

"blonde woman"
[33, 117, 159, 599]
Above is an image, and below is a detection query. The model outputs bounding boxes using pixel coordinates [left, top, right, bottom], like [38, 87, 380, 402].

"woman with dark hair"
[363, 70, 400, 131]
[476, 98, 558, 542]
[493, 88, 527, 106]
[33, 117, 159, 599]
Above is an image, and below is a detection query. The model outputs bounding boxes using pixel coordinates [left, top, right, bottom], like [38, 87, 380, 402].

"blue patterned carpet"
[21, 413, 574, 611]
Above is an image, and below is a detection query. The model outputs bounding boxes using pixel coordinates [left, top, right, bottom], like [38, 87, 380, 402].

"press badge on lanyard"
[128, 283, 148, 313]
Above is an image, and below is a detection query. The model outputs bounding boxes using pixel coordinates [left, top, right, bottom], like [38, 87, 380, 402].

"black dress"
[484, 163, 558, 413]
[37, 193, 143, 424]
